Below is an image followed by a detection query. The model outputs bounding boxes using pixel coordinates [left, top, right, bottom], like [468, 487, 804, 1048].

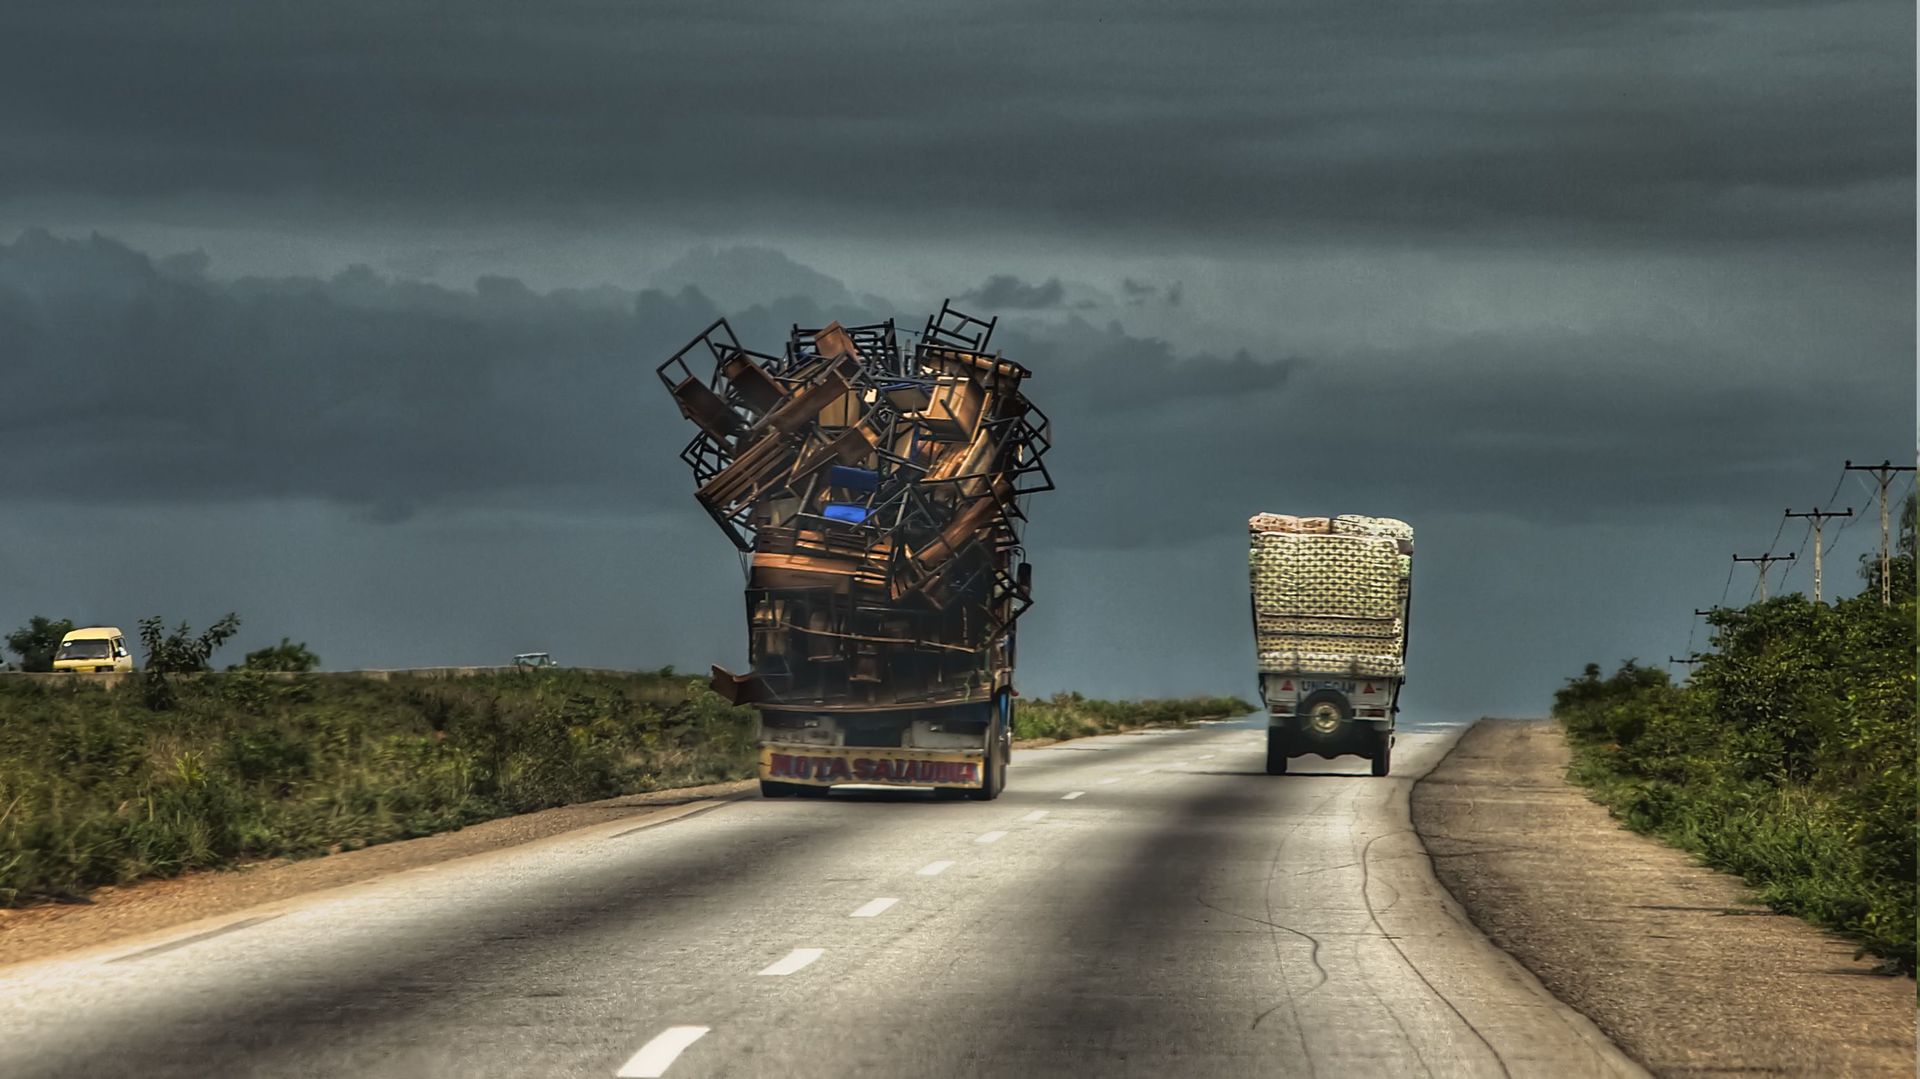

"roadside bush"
[233, 638, 320, 672]
[0, 670, 758, 903]
[1014, 692, 1251, 741]
[1556, 583, 1915, 972]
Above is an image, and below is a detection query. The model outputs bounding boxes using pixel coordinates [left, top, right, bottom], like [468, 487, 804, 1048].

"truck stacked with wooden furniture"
[658, 303, 1051, 799]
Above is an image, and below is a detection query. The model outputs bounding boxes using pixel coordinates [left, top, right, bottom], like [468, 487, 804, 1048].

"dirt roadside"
[0, 778, 756, 967]
[1412, 718, 1914, 1078]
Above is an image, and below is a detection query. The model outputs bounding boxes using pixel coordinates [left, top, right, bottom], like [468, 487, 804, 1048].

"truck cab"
[52, 627, 133, 673]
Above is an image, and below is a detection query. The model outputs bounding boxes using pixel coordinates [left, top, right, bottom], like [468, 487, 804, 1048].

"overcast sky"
[2, 1, 1912, 720]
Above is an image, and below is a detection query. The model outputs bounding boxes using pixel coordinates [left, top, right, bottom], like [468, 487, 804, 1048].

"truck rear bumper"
[1266, 716, 1389, 757]
[759, 743, 986, 789]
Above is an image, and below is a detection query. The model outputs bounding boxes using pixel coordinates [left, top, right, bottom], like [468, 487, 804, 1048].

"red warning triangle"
[1280, 680, 1293, 691]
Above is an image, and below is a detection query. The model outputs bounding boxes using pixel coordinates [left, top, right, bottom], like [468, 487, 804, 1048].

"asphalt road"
[0, 718, 1644, 1078]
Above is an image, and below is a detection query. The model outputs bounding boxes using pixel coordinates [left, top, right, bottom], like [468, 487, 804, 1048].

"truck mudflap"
[760, 745, 986, 789]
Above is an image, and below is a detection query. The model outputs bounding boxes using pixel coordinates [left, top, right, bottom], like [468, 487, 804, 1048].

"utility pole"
[1784, 508, 1853, 603]
[1733, 553, 1795, 601]
[1844, 460, 1915, 607]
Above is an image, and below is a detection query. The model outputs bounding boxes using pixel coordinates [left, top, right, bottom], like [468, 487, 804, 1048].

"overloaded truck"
[1248, 513, 1414, 776]
[658, 303, 1051, 799]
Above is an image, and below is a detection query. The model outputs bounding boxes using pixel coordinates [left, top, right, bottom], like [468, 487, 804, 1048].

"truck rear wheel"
[1370, 730, 1393, 777]
[1265, 729, 1289, 775]
[969, 735, 1008, 800]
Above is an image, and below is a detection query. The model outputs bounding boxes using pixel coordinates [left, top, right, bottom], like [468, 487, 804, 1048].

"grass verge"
[0, 669, 757, 904]
[0, 672, 1249, 905]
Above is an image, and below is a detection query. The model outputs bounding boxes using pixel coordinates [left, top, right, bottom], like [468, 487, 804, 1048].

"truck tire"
[1370, 730, 1393, 777]
[1265, 729, 1289, 775]
[969, 733, 1008, 801]
[968, 704, 1011, 801]
[760, 779, 799, 798]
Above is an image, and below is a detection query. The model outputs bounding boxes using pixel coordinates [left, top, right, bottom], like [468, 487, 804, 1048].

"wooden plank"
[719, 353, 785, 416]
[671, 376, 746, 443]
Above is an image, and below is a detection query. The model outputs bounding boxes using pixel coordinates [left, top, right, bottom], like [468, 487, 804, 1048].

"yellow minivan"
[53, 627, 134, 672]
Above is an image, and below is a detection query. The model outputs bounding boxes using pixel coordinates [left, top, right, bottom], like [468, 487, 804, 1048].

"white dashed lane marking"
[975, 831, 1007, 844]
[1021, 810, 1048, 822]
[851, 898, 899, 918]
[1097, 777, 1121, 785]
[1061, 791, 1086, 800]
[616, 1026, 710, 1078]
[757, 949, 823, 977]
[917, 860, 954, 876]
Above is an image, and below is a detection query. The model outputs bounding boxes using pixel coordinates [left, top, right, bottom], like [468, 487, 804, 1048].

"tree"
[139, 613, 241, 710]
[233, 638, 320, 672]
[5, 616, 75, 672]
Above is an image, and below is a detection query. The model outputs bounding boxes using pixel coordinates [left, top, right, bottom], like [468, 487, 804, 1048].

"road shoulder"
[1411, 718, 1915, 1078]
[0, 779, 754, 968]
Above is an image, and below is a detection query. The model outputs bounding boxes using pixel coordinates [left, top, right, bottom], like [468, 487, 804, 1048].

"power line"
[1734, 552, 1795, 601]
[1785, 508, 1853, 603]
[1822, 467, 1848, 511]
[1684, 607, 1716, 663]
[1845, 460, 1917, 607]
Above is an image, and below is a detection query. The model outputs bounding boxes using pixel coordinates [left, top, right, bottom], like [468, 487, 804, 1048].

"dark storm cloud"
[1119, 279, 1182, 307]
[960, 275, 1067, 310]
[6, 232, 1901, 557]
[2, 0, 1908, 246]
[0, 230, 865, 517]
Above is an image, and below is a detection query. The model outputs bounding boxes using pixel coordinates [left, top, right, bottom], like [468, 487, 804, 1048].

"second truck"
[1248, 513, 1414, 776]
[658, 303, 1051, 799]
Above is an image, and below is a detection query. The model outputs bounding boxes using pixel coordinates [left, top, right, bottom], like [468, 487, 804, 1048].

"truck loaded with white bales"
[1248, 513, 1413, 776]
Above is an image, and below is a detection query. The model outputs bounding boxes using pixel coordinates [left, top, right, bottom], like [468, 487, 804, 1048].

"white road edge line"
[1061, 791, 1086, 800]
[975, 830, 1008, 844]
[851, 897, 900, 918]
[757, 948, 824, 976]
[616, 1026, 710, 1078]
[1021, 810, 1049, 822]
[917, 860, 955, 876]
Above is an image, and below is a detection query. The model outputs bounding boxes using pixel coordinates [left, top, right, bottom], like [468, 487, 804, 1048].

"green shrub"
[1014, 692, 1251, 741]
[0, 670, 757, 904]
[1556, 581, 1916, 972]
